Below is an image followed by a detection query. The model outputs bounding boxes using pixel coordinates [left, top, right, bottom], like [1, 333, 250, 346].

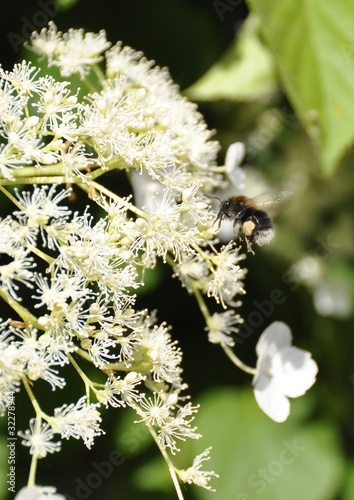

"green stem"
[0, 287, 39, 326]
[27, 453, 38, 488]
[80, 180, 150, 219]
[92, 64, 107, 85]
[0, 185, 22, 208]
[146, 422, 184, 500]
[0, 164, 70, 180]
[82, 76, 100, 94]
[88, 161, 126, 180]
[191, 278, 256, 375]
[222, 344, 256, 375]
[100, 360, 131, 372]
[0, 164, 103, 184]
[76, 347, 129, 372]
[22, 376, 42, 415]
[190, 282, 211, 324]
[67, 352, 101, 401]
[21, 379, 45, 487]
[28, 243, 55, 265]
[129, 398, 184, 500]
[0, 175, 80, 186]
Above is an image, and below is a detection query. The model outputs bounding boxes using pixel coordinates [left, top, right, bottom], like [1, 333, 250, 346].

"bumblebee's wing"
[250, 191, 293, 209]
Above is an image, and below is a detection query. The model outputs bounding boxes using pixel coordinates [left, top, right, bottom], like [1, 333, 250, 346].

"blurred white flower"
[287, 256, 352, 319]
[252, 321, 318, 423]
[225, 141, 245, 189]
[313, 278, 352, 319]
[288, 256, 322, 287]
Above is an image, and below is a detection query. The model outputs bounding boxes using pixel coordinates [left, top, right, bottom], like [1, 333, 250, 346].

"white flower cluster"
[0, 23, 318, 499]
[0, 23, 237, 496]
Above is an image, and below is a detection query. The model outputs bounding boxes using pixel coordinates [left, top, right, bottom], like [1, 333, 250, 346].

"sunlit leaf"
[343, 461, 354, 500]
[186, 14, 277, 102]
[247, 0, 354, 174]
[191, 387, 344, 500]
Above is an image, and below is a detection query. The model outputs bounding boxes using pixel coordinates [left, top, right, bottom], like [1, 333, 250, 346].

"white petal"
[252, 349, 272, 387]
[14, 488, 38, 500]
[272, 347, 319, 398]
[254, 375, 290, 423]
[225, 142, 245, 173]
[255, 321, 292, 358]
[228, 166, 246, 190]
[14, 488, 66, 500]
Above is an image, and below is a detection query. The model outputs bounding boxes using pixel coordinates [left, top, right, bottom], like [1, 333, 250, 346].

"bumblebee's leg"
[233, 217, 242, 237]
[232, 218, 237, 233]
[236, 226, 244, 242]
[245, 236, 255, 255]
[213, 214, 223, 231]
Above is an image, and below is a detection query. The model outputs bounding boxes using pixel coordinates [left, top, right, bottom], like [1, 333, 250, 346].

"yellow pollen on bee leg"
[243, 220, 255, 236]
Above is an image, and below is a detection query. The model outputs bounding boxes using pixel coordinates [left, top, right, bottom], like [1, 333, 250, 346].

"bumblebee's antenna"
[203, 194, 222, 203]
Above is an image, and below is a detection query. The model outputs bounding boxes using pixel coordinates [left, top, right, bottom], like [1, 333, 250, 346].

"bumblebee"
[214, 195, 275, 255]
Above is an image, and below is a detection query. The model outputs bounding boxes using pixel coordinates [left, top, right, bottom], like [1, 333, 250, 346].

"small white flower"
[52, 396, 104, 448]
[252, 321, 318, 423]
[29, 22, 111, 77]
[158, 402, 201, 454]
[137, 392, 171, 426]
[0, 143, 26, 180]
[14, 185, 72, 225]
[179, 447, 219, 491]
[18, 419, 61, 458]
[0, 321, 25, 405]
[172, 253, 209, 292]
[207, 242, 246, 308]
[114, 371, 144, 403]
[0, 245, 35, 300]
[140, 323, 183, 384]
[0, 61, 41, 97]
[206, 310, 243, 347]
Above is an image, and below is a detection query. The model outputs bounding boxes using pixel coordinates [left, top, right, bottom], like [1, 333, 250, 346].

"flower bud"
[81, 339, 92, 350]
[26, 115, 40, 128]
[182, 187, 193, 203]
[43, 90, 54, 104]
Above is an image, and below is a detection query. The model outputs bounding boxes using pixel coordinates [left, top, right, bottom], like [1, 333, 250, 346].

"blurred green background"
[0, 1, 353, 499]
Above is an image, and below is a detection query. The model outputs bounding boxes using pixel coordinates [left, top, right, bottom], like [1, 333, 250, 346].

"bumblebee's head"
[219, 199, 232, 217]
[213, 199, 231, 230]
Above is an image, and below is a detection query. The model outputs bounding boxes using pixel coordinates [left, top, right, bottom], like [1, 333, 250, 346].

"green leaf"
[114, 407, 153, 457]
[132, 455, 172, 493]
[185, 14, 277, 101]
[56, 0, 80, 9]
[246, 0, 354, 175]
[343, 461, 354, 500]
[191, 387, 344, 500]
